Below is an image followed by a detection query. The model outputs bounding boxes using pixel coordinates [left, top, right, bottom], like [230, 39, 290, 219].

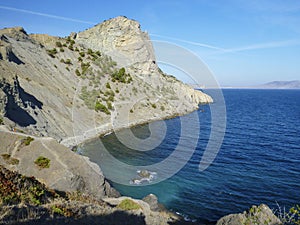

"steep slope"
[0, 131, 118, 199]
[0, 16, 212, 147]
[0, 164, 181, 225]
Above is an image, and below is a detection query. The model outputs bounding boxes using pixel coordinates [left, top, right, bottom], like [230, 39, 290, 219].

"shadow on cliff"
[11, 210, 146, 225]
[0, 77, 43, 127]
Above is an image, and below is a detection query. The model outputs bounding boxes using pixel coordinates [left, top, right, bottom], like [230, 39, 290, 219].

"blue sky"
[0, 0, 299, 86]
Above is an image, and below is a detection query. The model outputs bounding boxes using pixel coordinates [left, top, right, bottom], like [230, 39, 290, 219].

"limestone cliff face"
[76, 16, 157, 74]
[0, 17, 212, 146]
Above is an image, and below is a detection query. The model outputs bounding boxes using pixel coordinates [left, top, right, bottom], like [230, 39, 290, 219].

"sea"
[81, 89, 300, 224]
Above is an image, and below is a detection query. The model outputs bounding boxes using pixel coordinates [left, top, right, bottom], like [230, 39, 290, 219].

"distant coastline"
[220, 80, 300, 89]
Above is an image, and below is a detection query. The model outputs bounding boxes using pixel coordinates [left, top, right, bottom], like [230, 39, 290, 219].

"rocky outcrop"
[76, 16, 157, 73]
[0, 162, 181, 225]
[0, 131, 119, 199]
[0, 17, 212, 147]
[216, 204, 282, 225]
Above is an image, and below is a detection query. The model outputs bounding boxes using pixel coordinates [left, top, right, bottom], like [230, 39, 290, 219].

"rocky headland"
[0, 16, 212, 147]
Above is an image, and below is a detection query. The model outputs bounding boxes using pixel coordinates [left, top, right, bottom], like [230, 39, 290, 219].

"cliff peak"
[76, 16, 156, 73]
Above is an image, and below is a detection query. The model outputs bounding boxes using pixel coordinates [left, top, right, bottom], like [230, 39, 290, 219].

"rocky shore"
[0, 127, 283, 225]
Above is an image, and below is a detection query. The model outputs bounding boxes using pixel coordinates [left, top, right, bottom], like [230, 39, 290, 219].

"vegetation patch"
[1, 154, 19, 165]
[112, 67, 132, 83]
[34, 156, 50, 169]
[23, 136, 34, 146]
[117, 199, 141, 211]
[151, 103, 157, 109]
[0, 116, 3, 125]
[46, 48, 57, 58]
[55, 41, 62, 48]
[0, 165, 57, 206]
[95, 101, 110, 115]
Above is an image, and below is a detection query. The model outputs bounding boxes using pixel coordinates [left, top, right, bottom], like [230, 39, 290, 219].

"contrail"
[221, 39, 300, 53]
[0, 5, 95, 25]
[151, 34, 300, 54]
[150, 33, 226, 51]
[2, 5, 299, 54]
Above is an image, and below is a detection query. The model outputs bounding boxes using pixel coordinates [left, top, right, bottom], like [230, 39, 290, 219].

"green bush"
[65, 59, 72, 65]
[34, 156, 50, 169]
[51, 205, 65, 215]
[1, 153, 19, 165]
[111, 67, 132, 83]
[151, 103, 157, 109]
[55, 41, 62, 48]
[87, 48, 93, 55]
[79, 52, 85, 57]
[95, 101, 110, 115]
[117, 199, 141, 210]
[0, 117, 3, 125]
[106, 82, 111, 89]
[81, 62, 90, 75]
[68, 44, 74, 51]
[23, 136, 34, 146]
[75, 69, 81, 76]
[107, 101, 112, 110]
[2, 154, 19, 165]
[46, 48, 57, 58]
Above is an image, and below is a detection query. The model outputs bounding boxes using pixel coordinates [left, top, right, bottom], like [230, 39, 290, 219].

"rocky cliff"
[216, 204, 282, 225]
[0, 16, 212, 147]
[0, 130, 119, 199]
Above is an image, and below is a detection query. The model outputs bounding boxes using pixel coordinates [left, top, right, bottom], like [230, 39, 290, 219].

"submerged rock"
[130, 170, 157, 185]
[138, 169, 151, 178]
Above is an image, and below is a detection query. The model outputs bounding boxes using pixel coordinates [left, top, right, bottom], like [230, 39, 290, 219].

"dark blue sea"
[81, 89, 300, 224]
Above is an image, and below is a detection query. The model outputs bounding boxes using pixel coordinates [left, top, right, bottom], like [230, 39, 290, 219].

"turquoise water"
[81, 89, 300, 223]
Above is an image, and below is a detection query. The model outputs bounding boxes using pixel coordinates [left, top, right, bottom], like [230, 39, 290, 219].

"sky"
[0, 0, 299, 86]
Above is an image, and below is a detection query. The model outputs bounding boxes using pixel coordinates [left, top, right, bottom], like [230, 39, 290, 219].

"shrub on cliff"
[55, 41, 62, 48]
[95, 101, 110, 115]
[46, 48, 57, 58]
[112, 67, 132, 83]
[0, 165, 56, 206]
[23, 136, 34, 146]
[117, 199, 141, 210]
[34, 156, 50, 169]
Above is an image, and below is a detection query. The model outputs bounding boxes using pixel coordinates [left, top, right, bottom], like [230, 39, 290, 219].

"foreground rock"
[0, 164, 182, 225]
[0, 131, 119, 199]
[216, 204, 282, 225]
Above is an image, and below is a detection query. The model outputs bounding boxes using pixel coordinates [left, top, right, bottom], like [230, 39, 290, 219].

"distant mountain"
[259, 80, 300, 89]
